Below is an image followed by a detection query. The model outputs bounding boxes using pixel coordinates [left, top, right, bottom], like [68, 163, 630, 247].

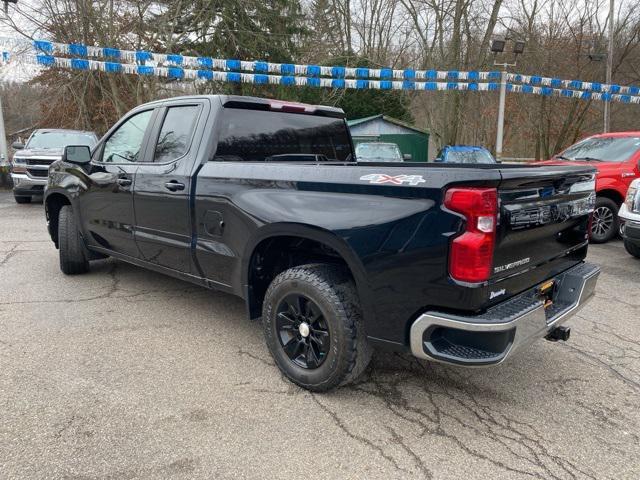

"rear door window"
[214, 108, 352, 162]
[154, 105, 200, 163]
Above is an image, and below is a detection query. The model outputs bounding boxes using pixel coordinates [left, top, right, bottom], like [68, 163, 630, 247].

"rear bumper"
[409, 262, 600, 366]
[11, 173, 47, 196]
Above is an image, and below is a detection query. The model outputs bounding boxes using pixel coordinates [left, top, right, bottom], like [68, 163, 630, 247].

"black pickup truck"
[44, 95, 600, 391]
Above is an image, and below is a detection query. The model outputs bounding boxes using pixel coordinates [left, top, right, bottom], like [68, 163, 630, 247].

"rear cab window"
[213, 108, 352, 162]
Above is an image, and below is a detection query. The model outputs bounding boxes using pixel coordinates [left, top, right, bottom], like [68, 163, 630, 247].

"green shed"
[347, 115, 429, 162]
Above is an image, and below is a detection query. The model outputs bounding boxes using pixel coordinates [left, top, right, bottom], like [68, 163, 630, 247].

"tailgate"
[493, 166, 596, 280]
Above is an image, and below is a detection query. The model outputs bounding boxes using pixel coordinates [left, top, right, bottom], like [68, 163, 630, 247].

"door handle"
[164, 181, 185, 191]
[117, 177, 132, 187]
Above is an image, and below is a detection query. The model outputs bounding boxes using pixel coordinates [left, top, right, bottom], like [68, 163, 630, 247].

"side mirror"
[403, 153, 412, 161]
[63, 145, 92, 165]
[12, 141, 24, 150]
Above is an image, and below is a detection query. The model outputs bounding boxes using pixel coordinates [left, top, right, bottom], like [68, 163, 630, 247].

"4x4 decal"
[360, 174, 426, 186]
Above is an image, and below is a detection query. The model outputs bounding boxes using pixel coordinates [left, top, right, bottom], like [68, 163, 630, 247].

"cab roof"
[137, 94, 345, 118]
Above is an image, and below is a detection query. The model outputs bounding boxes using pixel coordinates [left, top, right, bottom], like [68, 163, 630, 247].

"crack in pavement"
[310, 393, 420, 477]
[355, 366, 548, 479]
[560, 342, 640, 393]
[353, 358, 603, 480]
[386, 425, 434, 479]
[0, 245, 19, 266]
[237, 348, 274, 367]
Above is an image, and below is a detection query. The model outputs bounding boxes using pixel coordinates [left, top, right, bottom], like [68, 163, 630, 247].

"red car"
[541, 132, 640, 243]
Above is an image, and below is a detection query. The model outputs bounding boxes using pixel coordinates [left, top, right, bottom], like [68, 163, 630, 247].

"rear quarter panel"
[194, 162, 502, 346]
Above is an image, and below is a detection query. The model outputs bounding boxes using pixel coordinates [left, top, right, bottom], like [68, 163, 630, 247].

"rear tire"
[58, 205, 90, 275]
[262, 264, 372, 392]
[624, 239, 640, 258]
[14, 195, 31, 204]
[590, 197, 619, 244]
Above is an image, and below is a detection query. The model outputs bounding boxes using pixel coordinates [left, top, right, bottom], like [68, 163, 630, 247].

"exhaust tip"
[545, 325, 571, 342]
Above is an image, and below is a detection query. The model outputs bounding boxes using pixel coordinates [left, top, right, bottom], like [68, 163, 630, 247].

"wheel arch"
[242, 224, 371, 321]
[597, 188, 624, 206]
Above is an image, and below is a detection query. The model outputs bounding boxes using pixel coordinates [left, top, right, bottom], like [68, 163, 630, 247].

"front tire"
[590, 197, 619, 244]
[14, 195, 31, 204]
[262, 264, 372, 392]
[58, 205, 90, 275]
[624, 239, 640, 258]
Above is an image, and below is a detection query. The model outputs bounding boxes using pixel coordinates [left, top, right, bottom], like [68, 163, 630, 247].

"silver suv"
[11, 129, 98, 204]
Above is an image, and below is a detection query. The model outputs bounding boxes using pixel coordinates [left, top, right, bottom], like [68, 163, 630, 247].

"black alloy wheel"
[275, 293, 330, 369]
[262, 264, 372, 391]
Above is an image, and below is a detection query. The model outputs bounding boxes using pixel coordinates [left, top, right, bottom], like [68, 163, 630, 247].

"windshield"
[356, 143, 403, 162]
[446, 149, 495, 164]
[26, 131, 97, 149]
[559, 136, 640, 162]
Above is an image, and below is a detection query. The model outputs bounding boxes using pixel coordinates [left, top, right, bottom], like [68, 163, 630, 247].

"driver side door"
[79, 108, 157, 258]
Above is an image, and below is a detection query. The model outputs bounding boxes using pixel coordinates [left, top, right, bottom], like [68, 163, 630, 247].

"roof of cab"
[135, 94, 345, 117]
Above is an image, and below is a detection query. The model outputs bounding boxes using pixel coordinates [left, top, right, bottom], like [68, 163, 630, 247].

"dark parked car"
[44, 95, 600, 391]
[10, 129, 98, 204]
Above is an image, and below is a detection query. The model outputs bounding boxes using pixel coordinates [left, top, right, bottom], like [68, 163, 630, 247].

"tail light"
[444, 187, 498, 283]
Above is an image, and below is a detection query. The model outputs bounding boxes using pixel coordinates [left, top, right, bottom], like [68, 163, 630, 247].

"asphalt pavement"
[0, 190, 638, 479]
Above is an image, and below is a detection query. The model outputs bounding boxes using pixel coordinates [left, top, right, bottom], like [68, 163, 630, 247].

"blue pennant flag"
[167, 67, 184, 79]
[71, 58, 89, 70]
[281, 64, 295, 75]
[167, 54, 183, 66]
[33, 40, 53, 53]
[69, 44, 88, 57]
[197, 57, 213, 68]
[105, 62, 122, 73]
[197, 70, 213, 80]
[137, 65, 155, 75]
[253, 61, 268, 73]
[135, 51, 153, 63]
[103, 48, 121, 59]
[226, 59, 241, 71]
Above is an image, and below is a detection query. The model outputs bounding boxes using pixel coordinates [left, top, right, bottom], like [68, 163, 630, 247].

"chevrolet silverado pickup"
[11, 129, 98, 203]
[44, 95, 600, 391]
